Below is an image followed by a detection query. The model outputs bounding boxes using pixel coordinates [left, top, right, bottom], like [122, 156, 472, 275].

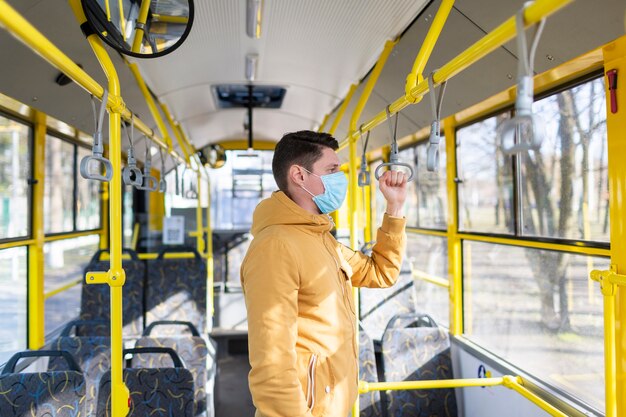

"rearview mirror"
[81, 0, 194, 58]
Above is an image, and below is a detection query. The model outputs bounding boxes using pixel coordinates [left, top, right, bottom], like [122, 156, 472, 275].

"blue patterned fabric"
[146, 258, 207, 335]
[133, 337, 209, 416]
[96, 368, 195, 417]
[80, 257, 145, 337]
[359, 330, 382, 417]
[48, 337, 110, 415]
[0, 371, 86, 417]
[382, 328, 458, 417]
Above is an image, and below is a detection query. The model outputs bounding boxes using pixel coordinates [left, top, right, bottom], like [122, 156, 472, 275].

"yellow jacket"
[241, 191, 406, 417]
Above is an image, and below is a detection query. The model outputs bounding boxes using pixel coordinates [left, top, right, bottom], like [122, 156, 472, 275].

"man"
[241, 130, 407, 417]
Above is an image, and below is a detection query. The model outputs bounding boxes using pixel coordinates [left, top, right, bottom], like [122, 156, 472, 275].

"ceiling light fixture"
[246, 0, 263, 38]
[245, 53, 258, 82]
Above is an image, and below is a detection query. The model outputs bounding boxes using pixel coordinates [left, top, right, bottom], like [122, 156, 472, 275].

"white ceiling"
[134, 0, 429, 150]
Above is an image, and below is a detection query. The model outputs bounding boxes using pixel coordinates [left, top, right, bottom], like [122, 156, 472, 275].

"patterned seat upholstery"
[80, 249, 146, 337]
[359, 329, 382, 417]
[96, 350, 195, 417]
[382, 326, 458, 417]
[132, 335, 210, 416]
[146, 248, 207, 335]
[48, 336, 111, 416]
[0, 350, 86, 417]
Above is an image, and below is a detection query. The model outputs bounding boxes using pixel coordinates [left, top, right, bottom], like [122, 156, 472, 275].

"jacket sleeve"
[241, 238, 313, 417]
[340, 213, 406, 288]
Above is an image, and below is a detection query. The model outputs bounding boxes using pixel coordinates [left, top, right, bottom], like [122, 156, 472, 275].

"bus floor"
[214, 338, 255, 416]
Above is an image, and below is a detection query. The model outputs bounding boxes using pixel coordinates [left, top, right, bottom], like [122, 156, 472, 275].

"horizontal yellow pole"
[0, 0, 184, 164]
[44, 230, 102, 242]
[412, 269, 450, 288]
[0, 239, 35, 250]
[337, 0, 573, 151]
[359, 377, 504, 392]
[406, 227, 448, 238]
[360, 375, 568, 417]
[44, 278, 82, 300]
[457, 233, 610, 257]
[151, 14, 189, 24]
[97, 252, 201, 261]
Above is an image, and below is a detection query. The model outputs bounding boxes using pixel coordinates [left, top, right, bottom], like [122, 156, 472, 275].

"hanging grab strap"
[357, 127, 371, 187]
[496, 1, 546, 154]
[427, 71, 447, 172]
[80, 90, 113, 182]
[158, 148, 167, 193]
[374, 107, 415, 181]
[136, 142, 159, 191]
[122, 114, 143, 187]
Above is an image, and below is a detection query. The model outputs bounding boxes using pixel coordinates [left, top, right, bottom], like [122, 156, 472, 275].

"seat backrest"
[382, 327, 458, 417]
[133, 335, 209, 416]
[80, 249, 145, 337]
[145, 247, 207, 335]
[359, 329, 382, 417]
[0, 350, 86, 417]
[48, 336, 110, 415]
[96, 348, 195, 417]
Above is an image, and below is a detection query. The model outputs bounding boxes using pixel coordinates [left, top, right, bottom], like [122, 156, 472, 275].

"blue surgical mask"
[300, 168, 348, 214]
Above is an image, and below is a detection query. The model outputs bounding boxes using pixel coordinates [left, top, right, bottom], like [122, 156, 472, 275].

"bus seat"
[0, 350, 86, 417]
[80, 249, 146, 336]
[96, 347, 195, 417]
[133, 321, 214, 416]
[146, 247, 207, 335]
[359, 328, 382, 417]
[382, 315, 458, 417]
[48, 335, 110, 415]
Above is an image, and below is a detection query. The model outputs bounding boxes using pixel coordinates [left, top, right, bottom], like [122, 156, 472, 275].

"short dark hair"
[272, 130, 339, 192]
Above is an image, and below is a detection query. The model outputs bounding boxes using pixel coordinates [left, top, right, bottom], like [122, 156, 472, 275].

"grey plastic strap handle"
[374, 107, 415, 181]
[358, 129, 371, 187]
[122, 116, 143, 187]
[136, 144, 159, 191]
[80, 89, 113, 182]
[427, 71, 447, 172]
[158, 148, 167, 193]
[497, 3, 546, 155]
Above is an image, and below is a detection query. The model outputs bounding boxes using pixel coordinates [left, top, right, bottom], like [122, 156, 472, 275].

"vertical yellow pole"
[28, 111, 46, 349]
[69, 2, 130, 415]
[99, 145, 110, 250]
[131, 0, 151, 53]
[205, 172, 214, 316]
[602, 35, 626, 417]
[347, 39, 397, 417]
[444, 117, 463, 335]
[195, 170, 205, 254]
[328, 84, 358, 136]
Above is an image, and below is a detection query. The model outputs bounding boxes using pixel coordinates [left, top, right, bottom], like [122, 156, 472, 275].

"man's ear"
[288, 165, 307, 187]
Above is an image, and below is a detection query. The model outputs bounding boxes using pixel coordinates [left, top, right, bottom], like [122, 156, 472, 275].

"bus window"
[413, 140, 447, 229]
[44, 135, 74, 234]
[76, 146, 102, 231]
[0, 247, 27, 364]
[0, 115, 30, 240]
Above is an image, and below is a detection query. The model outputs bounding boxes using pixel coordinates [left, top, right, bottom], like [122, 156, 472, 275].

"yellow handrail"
[411, 269, 450, 288]
[0, 0, 183, 164]
[327, 83, 357, 135]
[337, 0, 573, 152]
[359, 376, 568, 417]
[404, 0, 455, 101]
[44, 278, 82, 300]
[132, 0, 152, 53]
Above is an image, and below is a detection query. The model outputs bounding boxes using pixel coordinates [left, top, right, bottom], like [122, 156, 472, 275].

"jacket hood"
[251, 191, 333, 236]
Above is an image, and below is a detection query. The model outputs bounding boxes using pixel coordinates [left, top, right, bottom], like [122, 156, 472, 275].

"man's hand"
[379, 170, 408, 217]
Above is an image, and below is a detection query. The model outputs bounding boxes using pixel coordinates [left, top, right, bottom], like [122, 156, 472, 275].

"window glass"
[44, 135, 75, 234]
[0, 116, 30, 240]
[406, 233, 449, 328]
[44, 235, 99, 334]
[0, 247, 27, 365]
[457, 114, 514, 234]
[464, 241, 606, 412]
[123, 183, 135, 248]
[414, 140, 447, 229]
[76, 147, 101, 231]
[521, 78, 608, 242]
[397, 147, 418, 224]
